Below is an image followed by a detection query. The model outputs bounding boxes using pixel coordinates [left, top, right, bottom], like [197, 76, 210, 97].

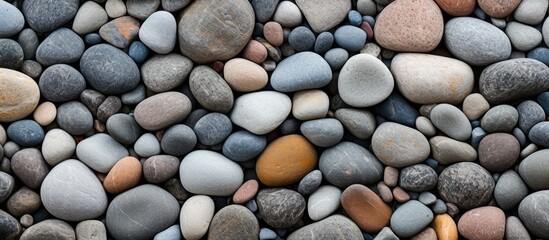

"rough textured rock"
[141, 53, 193, 93]
[208, 205, 259, 240]
[257, 188, 305, 228]
[399, 164, 438, 192]
[22, 0, 79, 32]
[458, 206, 506, 240]
[189, 66, 234, 113]
[434, 0, 476, 16]
[20, 219, 75, 240]
[438, 162, 495, 210]
[478, 0, 521, 18]
[0, 68, 40, 122]
[287, 215, 363, 239]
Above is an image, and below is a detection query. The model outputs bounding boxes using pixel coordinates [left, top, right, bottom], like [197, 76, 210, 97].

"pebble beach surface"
[1, 0, 549, 239]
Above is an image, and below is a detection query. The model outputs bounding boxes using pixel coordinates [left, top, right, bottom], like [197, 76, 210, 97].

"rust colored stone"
[433, 214, 458, 240]
[103, 156, 142, 194]
[341, 184, 392, 233]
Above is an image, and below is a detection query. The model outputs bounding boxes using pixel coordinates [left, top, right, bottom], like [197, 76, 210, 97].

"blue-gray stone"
[129, 41, 149, 64]
[80, 44, 141, 95]
[528, 47, 549, 66]
[513, 128, 527, 147]
[22, 0, 79, 33]
[0, 172, 15, 204]
[279, 118, 301, 135]
[222, 130, 267, 162]
[430, 103, 472, 141]
[260, 228, 277, 240]
[252, 0, 279, 23]
[121, 84, 146, 105]
[445, 17, 511, 66]
[76, 133, 129, 173]
[161, 124, 196, 157]
[185, 109, 209, 129]
[84, 33, 102, 45]
[362, 15, 375, 27]
[481, 105, 519, 133]
[375, 91, 419, 127]
[517, 100, 545, 135]
[335, 108, 376, 139]
[419, 192, 437, 205]
[432, 199, 447, 214]
[39, 64, 86, 102]
[271, 51, 332, 92]
[161, 0, 191, 12]
[480, 58, 549, 104]
[334, 25, 367, 52]
[7, 120, 44, 147]
[0, 209, 22, 239]
[324, 48, 349, 70]
[0, 39, 23, 69]
[0, 1, 25, 37]
[35, 28, 84, 66]
[106, 185, 179, 240]
[314, 32, 334, 54]
[390, 200, 434, 238]
[298, 170, 322, 195]
[529, 121, 549, 147]
[56, 101, 94, 135]
[106, 113, 142, 145]
[300, 118, 344, 147]
[399, 164, 438, 192]
[153, 225, 181, 240]
[425, 158, 438, 170]
[17, 28, 39, 60]
[518, 190, 549, 239]
[194, 113, 232, 146]
[471, 120, 481, 128]
[471, 127, 487, 149]
[537, 91, 549, 115]
[246, 199, 258, 212]
[494, 170, 528, 211]
[288, 26, 315, 52]
[133, 133, 161, 158]
[348, 10, 362, 26]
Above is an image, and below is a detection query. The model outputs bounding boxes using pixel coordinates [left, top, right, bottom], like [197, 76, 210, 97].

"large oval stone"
[0, 68, 40, 122]
[41, 160, 108, 221]
[445, 17, 511, 66]
[178, 0, 254, 63]
[257, 188, 305, 228]
[270, 51, 332, 92]
[519, 149, 549, 190]
[480, 58, 549, 105]
[256, 134, 317, 187]
[438, 162, 495, 210]
[80, 44, 140, 95]
[372, 122, 430, 168]
[430, 103, 471, 141]
[390, 200, 434, 238]
[134, 92, 192, 131]
[288, 215, 362, 239]
[20, 219, 74, 240]
[374, 0, 443, 52]
[0, 209, 22, 240]
[35, 28, 84, 66]
[391, 53, 474, 104]
[22, 0, 79, 33]
[518, 190, 549, 239]
[180, 150, 243, 196]
[341, 184, 392, 233]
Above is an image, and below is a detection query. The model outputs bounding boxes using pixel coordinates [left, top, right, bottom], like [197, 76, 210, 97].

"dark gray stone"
[537, 91, 549, 115]
[0, 39, 23, 69]
[121, 84, 146, 105]
[17, 28, 39, 59]
[143, 155, 179, 184]
[97, 96, 122, 122]
[35, 28, 84, 66]
[324, 48, 349, 70]
[300, 118, 344, 147]
[279, 118, 301, 135]
[519, 149, 549, 190]
[319, 141, 383, 188]
[126, 0, 160, 20]
[252, 0, 279, 22]
[185, 109, 209, 129]
[208, 205, 259, 240]
[480, 105, 519, 133]
[161, 0, 191, 12]
[39, 64, 86, 102]
[495, 170, 528, 210]
[80, 89, 106, 116]
[287, 215, 363, 240]
[528, 121, 549, 147]
[161, 124, 196, 157]
[271, 51, 332, 92]
[257, 188, 305, 228]
[106, 113, 142, 145]
[193, 113, 232, 146]
[399, 164, 438, 192]
[375, 91, 419, 127]
[20, 219, 74, 240]
[11, 148, 49, 190]
[20, 60, 42, 79]
[57, 101, 94, 135]
[0, 172, 14, 204]
[22, 0, 79, 33]
[142, 53, 193, 93]
[314, 32, 334, 54]
[513, 127, 527, 147]
[189, 66, 234, 113]
[390, 200, 434, 238]
[80, 44, 141, 95]
[0, 210, 22, 240]
[480, 58, 549, 104]
[222, 130, 267, 162]
[471, 126, 487, 149]
[334, 25, 367, 52]
[7, 120, 44, 147]
[437, 162, 495, 210]
[298, 170, 322, 195]
[288, 26, 316, 52]
[518, 190, 549, 239]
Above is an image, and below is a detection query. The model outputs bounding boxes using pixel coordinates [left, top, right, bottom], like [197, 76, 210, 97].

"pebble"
[162, 0, 190, 12]
[481, 104, 519, 132]
[307, 185, 341, 221]
[411, 227, 437, 240]
[298, 170, 322, 195]
[72, 1, 108, 35]
[233, 179, 259, 205]
[271, 51, 332, 92]
[19, 219, 75, 240]
[288, 215, 363, 239]
[437, 162, 495, 210]
[334, 25, 367, 52]
[259, 228, 277, 240]
[41, 160, 107, 221]
[393, 186, 410, 203]
[154, 225, 181, 240]
[415, 116, 436, 136]
[391, 53, 474, 104]
[514, 0, 548, 25]
[432, 214, 459, 240]
[375, 91, 419, 127]
[300, 118, 344, 147]
[142, 155, 179, 184]
[134, 92, 192, 131]
[11, 148, 49, 190]
[19, 60, 41, 79]
[292, 90, 329, 120]
[272, 1, 302, 28]
[384, 166, 399, 188]
[252, 0, 279, 23]
[105, 113, 140, 145]
[445, 17, 511, 66]
[208, 205, 259, 240]
[478, 133, 519, 172]
[141, 53, 193, 93]
[0, 209, 22, 240]
[458, 206, 506, 240]
[0, 39, 23, 69]
[160, 123, 196, 155]
[513, 127, 527, 147]
[22, 0, 79, 33]
[324, 48, 349, 70]
[189, 66, 234, 113]
[418, 192, 437, 205]
[399, 164, 438, 192]
[519, 149, 549, 190]
[528, 121, 549, 147]
[462, 93, 491, 120]
[178, 0, 254, 63]
[528, 47, 549, 66]
[339, 54, 393, 107]
[80, 89, 106, 116]
[139, 11, 176, 54]
[335, 108, 376, 139]
[222, 131, 266, 162]
[36, 28, 84, 66]
[374, 0, 443, 52]
[519, 190, 549, 239]
[432, 200, 447, 214]
[180, 150, 243, 196]
[0, 68, 40, 122]
[478, 0, 520, 18]
[7, 120, 44, 147]
[224, 58, 268, 92]
[430, 103, 471, 141]
[256, 134, 317, 186]
[20, 214, 33, 228]
[288, 26, 315, 51]
[39, 64, 86, 102]
[76, 133, 129, 173]
[103, 156, 142, 194]
[372, 122, 430, 168]
[480, 58, 549, 104]
[194, 113, 232, 146]
[341, 184, 392, 233]
[57, 101, 95, 135]
[128, 41, 149, 64]
[257, 188, 305, 228]
[33, 102, 56, 126]
[0, 172, 14, 204]
[314, 32, 334, 54]
[505, 21, 543, 51]
[430, 136, 477, 165]
[377, 182, 393, 203]
[180, 195, 214, 240]
[505, 216, 532, 240]
[434, 0, 475, 16]
[3, 141, 19, 159]
[391, 200, 434, 238]
[521, 143, 538, 158]
[0, 1, 24, 37]
[296, 0, 350, 32]
[494, 170, 529, 210]
[41, 128, 75, 166]
[98, 99, 120, 122]
[242, 40, 268, 64]
[106, 184, 179, 240]
[126, 0, 159, 20]
[75, 220, 107, 240]
[230, 91, 291, 135]
[17, 28, 38, 60]
[319, 141, 383, 188]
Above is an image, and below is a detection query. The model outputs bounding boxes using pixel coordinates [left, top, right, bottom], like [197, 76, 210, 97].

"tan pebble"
[224, 58, 268, 92]
[0, 68, 40, 122]
[384, 166, 399, 188]
[462, 93, 490, 120]
[292, 90, 329, 120]
[94, 120, 106, 132]
[392, 186, 410, 203]
[33, 102, 56, 126]
[376, 182, 393, 203]
[411, 227, 438, 240]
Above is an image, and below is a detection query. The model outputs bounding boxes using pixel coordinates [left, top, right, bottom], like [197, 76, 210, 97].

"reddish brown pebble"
[478, 0, 521, 18]
[242, 40, 268, 64]
[478, 133, 520, 172]
[360, 22, 374, 41]
[434, 0, 476, 16]
[392, 186, 410, 203]
[341, 184, 392, 233]
[263, 22, 284, 46]
[232, 179, 259, 204]
[458, 206, 505, 240]
[384, 166, 399, 188]
[103, 156, 142, 194]
[411, 227, 438, 240]
[212, 61, 224, 73]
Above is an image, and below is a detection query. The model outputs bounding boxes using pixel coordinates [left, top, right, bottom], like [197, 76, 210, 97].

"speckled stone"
[35, 28, 84, 66]
[478, 133, 520, 172]
[39, 64, 86, 102]
[56, 101, 93, 135]
[494, 170, 528, 210]
[481, 105, 519, 133]
[189, 66, 234, 113]
[372, 122, 430, 168]
[257, 188, 305, 228]
[335, 108, 376, 139]
[22, 0, 79, 33]
[438, 162, 495, 210]
[399, 164, 438, 192]
[160, 124, 196, 157]
[141, 53, 193, 93]
[208, 205, 259, 240]
[0, 39, 23, 69]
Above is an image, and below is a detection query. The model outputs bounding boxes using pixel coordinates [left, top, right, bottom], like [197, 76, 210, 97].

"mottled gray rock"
[505, 216, 531, 240]
[438, 162, 495, 210]
[480, 58, 549, 104]
[430, 103, 471, 141]
[139, 11, 176, 54]
[518, 190, 549, 239]
[0, 39, 23, 69]
[106, 113, 141, 145]
[75, 220, 107, 240]
[121, 84, 146, 105]
[390, 200, 433, 238]
[230, 91, 291, 135]
[287, 215, 362, 240]
[17, 29, 39, 60]
[11, 148, 49, 190]
[143, 155, 179, 184]
[300, 118, 344, 147]
[22, 0, 79, 32]
[0, 172, 14, 204]
[161, 124, 196, 157]
[519, 149, 549, 190]
[76, 133, 129, 173]
[324, 48, 349, 70]
[36, 28, 84, 66]
[80, 89, 106, 116]
[517, 100, 545, 135]
[335, 108, 376, 139]
[222, 130, 267, 162]
[399, 164, 438, 192]
[20, 219, 74, 240]
[495, 170, 528, 210]
[56, 101, 93, 135]
[41, 128, 76, 166]
[257, 188, 306, 228]
[251, 0, 279, 22]
[106, 184, 179, 240]
[134, 133, 161, 158]
[134, 92, 192, 131]
[80, 44, 140, 95]
[319, 141, 383, 188]
[97, 96, 122, 122]
[481, 105, 519, 133]
[298, 170, 322, 195]
[0, 210, 22, 240]
[72, 1, 108, 35]
[162, 0, 191, 12]
[208, 205, 259, 240]
[189, 66, 234, 113]
[39, 64, 86, 102]
[126, 0, 159, 20]
[271, 52, 332, 92]
[194, 113, 232, 146]
[0, 1, 25, 38]
[296, 0, 350, 33]
[20, 60, 41, 79]
[372, 122, 430, 167]
[41, 160, 107, 221]
[142, 54, 193, 93]
[444, 17, 511, 66]
[528, 122, 549, 147]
